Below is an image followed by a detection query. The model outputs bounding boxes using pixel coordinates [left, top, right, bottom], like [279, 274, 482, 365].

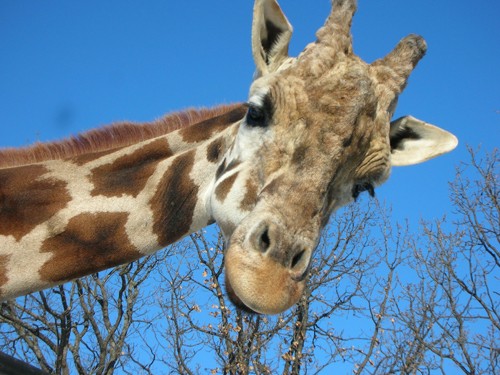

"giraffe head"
[208, 0, 457, 314]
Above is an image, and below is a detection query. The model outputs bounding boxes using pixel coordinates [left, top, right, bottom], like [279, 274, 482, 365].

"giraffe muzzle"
[224, 217, 314, 314]
[251, 221, 312, 279]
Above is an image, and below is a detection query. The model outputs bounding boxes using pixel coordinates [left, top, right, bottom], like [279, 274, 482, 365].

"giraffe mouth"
[224, 265, 310, 314]
[225, 275, 260, 314]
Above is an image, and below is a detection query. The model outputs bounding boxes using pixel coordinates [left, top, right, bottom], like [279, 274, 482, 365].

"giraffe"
[0, 0, 457, 314]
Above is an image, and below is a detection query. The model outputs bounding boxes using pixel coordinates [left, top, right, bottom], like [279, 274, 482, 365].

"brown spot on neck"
[39, 212, 141, 283]
[90, 138, 172, 198]
[207, 137, 224, 163]
[150, 151, 199, 246]
[215, 172, 239, 203]
[0, 164, 71, 241]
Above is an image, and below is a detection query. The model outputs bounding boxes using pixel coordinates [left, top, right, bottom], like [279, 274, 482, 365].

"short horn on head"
[371, 34, 428, 94]
[315, 0, 357, 55]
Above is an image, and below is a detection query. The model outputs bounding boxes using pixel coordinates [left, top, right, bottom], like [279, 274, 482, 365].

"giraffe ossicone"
[0, 0, 457, 314]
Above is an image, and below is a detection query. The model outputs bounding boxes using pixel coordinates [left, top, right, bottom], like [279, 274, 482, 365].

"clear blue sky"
[0, 0, 499, 372]
[1, 1, 498, 222]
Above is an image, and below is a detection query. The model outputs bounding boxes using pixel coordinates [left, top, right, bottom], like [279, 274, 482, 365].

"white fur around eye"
[247, 89, 267, 109]
[233, 123, 268, 162]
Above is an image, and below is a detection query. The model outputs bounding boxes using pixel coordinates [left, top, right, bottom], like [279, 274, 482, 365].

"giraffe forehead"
[239, 73, 381, 179]
[253, 61, 378, 127]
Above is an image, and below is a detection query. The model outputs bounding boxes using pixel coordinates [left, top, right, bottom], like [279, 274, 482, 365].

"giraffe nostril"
[291, 249, 305, 269]
[290, 248, 311, 282]
[258, 228, 271, 252]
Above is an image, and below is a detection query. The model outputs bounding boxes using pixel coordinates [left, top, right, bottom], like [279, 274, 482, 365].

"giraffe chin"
[224, 244, 305, 315]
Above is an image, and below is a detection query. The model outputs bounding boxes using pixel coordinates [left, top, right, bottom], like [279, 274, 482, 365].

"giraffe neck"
[0, 105, 246, 300]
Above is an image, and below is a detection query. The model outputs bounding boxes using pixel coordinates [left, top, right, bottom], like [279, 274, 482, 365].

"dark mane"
[0, 103, 245, 168]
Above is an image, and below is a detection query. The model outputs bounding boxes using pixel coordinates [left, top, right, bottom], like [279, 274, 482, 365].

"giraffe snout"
[249, 219, 313, 280]
[224, 213, 316, 314]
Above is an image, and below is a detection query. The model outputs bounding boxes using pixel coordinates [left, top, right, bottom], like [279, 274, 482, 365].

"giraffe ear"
[252, 0, 293, 77]
[389, 116, 458, 166]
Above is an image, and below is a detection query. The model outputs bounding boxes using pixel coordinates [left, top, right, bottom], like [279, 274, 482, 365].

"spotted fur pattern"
[0, 105, 246, 298]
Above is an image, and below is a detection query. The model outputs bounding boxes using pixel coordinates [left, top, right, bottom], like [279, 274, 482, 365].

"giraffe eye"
[352, 182, 375, 200]
[246, 105, 267, 127]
